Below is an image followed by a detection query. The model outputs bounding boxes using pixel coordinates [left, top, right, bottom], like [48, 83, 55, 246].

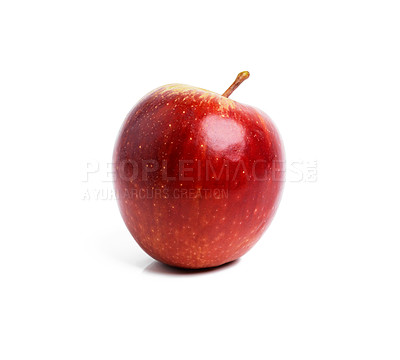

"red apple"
[113, 71, 284, 269]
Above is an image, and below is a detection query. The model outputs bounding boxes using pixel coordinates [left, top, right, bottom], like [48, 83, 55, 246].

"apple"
[113, 71, 284, 269]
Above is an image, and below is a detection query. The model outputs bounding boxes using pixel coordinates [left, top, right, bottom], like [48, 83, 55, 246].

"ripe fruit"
[113, 71, 284, 269]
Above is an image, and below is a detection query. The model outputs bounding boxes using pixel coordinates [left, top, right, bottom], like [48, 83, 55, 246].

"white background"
[1, 1, 399, 359]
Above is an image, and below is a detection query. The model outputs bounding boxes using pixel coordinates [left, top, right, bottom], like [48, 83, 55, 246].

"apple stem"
[222, 71, 250, 98]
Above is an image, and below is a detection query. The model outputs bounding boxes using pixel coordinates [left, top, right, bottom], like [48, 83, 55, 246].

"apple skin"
[113, 84, 284, 269]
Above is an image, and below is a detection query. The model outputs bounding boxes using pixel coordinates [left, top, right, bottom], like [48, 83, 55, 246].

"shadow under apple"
[142, 258, 240, 276]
